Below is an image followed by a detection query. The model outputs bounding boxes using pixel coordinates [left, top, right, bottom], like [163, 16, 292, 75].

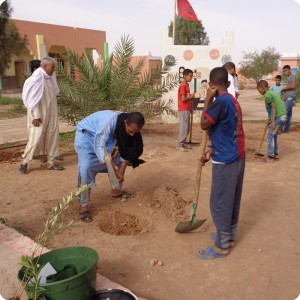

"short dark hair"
[201, 79, 207, 83]
[283, 65, 291, 70]
[275, 75, 282, 80]
[126, 112, 145, 128]
[183, 69, 193, 76]
[223, 62, 236, 70]
[257, 80, 268, 89]
[209, 67, 228, 86]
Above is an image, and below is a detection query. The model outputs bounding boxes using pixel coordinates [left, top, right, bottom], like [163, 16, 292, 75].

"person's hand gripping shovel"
[102, 141, 121, 190]
[175, 130, 208, 233]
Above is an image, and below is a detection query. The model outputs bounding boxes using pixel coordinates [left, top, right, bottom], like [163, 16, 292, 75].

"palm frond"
[56, 35, 179, 124]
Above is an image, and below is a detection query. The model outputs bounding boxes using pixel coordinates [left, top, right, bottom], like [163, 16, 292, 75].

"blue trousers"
[210, 158, 245, 249]
[283, 96, 296, 132]
[75, 130, 121, 207]
[267, 114, 286, 157]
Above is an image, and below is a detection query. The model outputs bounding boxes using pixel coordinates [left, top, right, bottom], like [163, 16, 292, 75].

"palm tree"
[57, 35, 178, 125]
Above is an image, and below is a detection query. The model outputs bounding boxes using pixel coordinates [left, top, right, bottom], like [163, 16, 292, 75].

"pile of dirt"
[148, 186, 190, 220]
[97, 210, 148, 236]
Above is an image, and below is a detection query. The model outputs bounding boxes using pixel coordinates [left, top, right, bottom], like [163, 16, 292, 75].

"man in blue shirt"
[75, 110, 145, 222]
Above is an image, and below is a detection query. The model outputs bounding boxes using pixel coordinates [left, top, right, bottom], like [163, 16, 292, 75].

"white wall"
[161, 30, 234, 123]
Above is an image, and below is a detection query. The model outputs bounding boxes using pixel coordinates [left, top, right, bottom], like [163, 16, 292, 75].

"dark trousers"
[210, 157, 245, 249]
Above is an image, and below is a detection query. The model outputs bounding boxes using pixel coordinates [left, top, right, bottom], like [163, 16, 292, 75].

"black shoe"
[19, 163, 27, 174]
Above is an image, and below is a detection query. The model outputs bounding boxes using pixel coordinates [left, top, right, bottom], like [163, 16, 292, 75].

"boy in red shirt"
[177, 69, 195, 151]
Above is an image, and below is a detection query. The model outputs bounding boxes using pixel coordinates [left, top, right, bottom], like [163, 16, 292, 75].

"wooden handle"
[192, 130, 208, 205]
[256, 123, 268, 154]
[188, 103, 194, 143]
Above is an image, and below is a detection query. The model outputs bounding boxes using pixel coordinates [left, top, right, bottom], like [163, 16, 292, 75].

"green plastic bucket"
[18, 246, 99, 300]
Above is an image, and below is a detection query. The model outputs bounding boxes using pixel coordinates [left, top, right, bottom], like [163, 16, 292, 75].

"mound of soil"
[148, 186, 190, 220]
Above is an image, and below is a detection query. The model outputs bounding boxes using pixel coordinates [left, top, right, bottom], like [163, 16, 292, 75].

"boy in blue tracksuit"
[198, 67, 245, 260]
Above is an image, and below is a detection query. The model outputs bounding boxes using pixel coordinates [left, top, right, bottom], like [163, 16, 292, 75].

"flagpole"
[173, 0, 176, 45]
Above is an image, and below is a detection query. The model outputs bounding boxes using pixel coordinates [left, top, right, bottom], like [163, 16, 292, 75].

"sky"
[10, 0, 300, 64]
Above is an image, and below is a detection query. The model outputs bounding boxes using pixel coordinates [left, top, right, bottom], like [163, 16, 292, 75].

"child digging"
[257, 80, 287, 162]
[198, 67, 245, 259]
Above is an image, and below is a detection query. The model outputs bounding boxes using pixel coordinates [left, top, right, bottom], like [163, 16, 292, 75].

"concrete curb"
[0, 224, 146, 300]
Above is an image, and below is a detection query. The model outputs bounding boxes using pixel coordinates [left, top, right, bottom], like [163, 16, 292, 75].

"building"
[1, 19, 106, 90]
[161, 30, 234, 122]
[280, 52, 300, 74]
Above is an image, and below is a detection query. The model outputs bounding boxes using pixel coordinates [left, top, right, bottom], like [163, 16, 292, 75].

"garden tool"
[255, 123, 268, 157]
[175, 130, 207, 233]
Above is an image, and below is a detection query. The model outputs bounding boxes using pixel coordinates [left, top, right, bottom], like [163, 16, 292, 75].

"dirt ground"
[0, 121, 300, 300]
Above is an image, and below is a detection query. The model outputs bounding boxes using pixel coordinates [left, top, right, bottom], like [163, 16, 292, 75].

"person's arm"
[281, 77, 296, 92]
[199, 148, 212, 166]
[95, 115, 118, 163]
[181, 92, 195, 102]
[31, 105, 42, 127]
[201, 86, 218, 130]
[112, 161, 127, 183]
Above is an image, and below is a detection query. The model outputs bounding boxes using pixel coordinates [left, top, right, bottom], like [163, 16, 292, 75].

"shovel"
[255, 122, 268, 157]
[175, 130, 207, 233]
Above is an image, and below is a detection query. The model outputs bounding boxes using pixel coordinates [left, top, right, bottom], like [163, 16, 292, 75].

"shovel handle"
[188, 104, 194, 143]
[192, 130, 208, 205]
[256, 123, 268, 154]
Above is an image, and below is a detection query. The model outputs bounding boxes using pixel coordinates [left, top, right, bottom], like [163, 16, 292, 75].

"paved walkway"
[1, 90, 300, 146]
[0, 116, 75, 146]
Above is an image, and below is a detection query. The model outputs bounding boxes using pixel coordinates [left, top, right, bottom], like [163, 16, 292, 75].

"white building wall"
[161, 30, 234, 123]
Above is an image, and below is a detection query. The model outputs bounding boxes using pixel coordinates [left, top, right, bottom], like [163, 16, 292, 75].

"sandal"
[197, 246, 228, 260]
[111, 190, 134, 199]
[79, 211, 93, 223]
[48, 164, 64, 171]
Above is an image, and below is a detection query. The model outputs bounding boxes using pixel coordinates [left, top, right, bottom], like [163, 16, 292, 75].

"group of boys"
[257, 64, 298, 162]
[176, 63, 297, 259]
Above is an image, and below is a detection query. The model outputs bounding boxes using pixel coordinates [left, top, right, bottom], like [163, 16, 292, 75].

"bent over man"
[75, 110, 145, 222]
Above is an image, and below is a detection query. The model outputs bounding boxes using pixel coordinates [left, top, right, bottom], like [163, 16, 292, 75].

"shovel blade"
[254, 152, 264, 157]
[175, 218, 207, 233]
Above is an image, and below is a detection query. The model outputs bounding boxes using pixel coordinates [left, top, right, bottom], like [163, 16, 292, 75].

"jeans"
[283, 96, 296, 132]
[267, 114, 286, 157]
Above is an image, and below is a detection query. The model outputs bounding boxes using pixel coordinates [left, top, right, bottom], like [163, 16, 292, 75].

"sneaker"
[19, 163, 27, 174]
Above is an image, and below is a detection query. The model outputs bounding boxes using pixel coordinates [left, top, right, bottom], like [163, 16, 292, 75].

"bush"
[0, 96, 26, 114]
[238, 81, 246, 90]
[0, 96, 22, 105]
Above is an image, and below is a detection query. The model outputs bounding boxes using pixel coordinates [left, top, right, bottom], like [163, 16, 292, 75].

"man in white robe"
[19, 57, 64, 173]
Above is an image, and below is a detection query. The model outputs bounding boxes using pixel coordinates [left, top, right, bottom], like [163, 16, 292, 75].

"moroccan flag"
[177, 0, 200, 23]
